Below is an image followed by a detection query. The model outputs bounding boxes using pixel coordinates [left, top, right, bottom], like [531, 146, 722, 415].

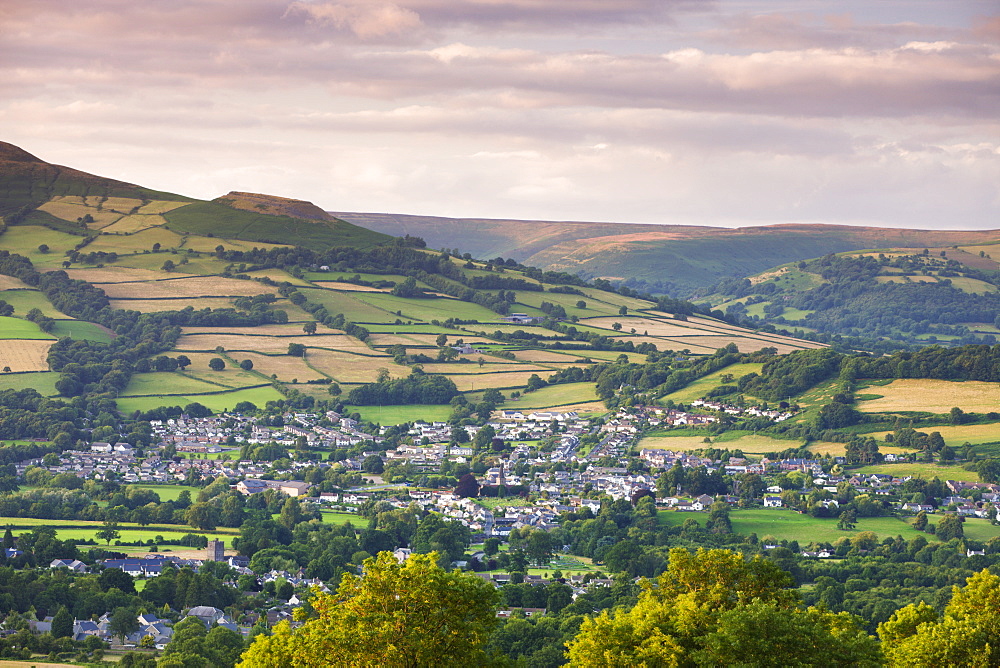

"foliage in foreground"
[565, 547, 882, 667]
[238, 551, 499, 668]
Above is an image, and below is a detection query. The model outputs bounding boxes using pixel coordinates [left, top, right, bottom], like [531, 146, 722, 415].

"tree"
[362, 454, 384, 474]
[455, 473, 480, 498]
[837, 508, 858, 531]
[37, 244, 49, 253]
[913, 510, 928, 531]
[566, 548, 878, 667]
[96, 520, 121, 545]
[278, 498, 303, 529]
[237, 552, 499, 668]
[162, 260, 175, 271]
[109, 606, 140, 644]
[208, 357, 226, 371]
[936, 513, 964, 541]
[176, 355, 191, 369]
[880, 569, 1000, 667]
[239, 359, 254, 371]
[303, 321, 317, 335]
[51, 605, 72, 638]
[576, 300, 587, 309]
[288, 343, 306, 357]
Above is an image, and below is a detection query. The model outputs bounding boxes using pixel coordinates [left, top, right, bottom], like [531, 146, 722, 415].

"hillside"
[0, 141, 390, 250]
[0, 141, 823, 419]
[698, 247, 1000, 350]
[333, 211, 1000, 296]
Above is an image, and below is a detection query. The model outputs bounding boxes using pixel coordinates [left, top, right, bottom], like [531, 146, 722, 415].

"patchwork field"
[0, 371, 60, 395]
[353, 404, 454, 424]
[509, 382, 599, 408]
[307, 349, 408, 382]
[852, 462, 982, 482]
[0, 289, 71, 318]
[863, 423, 1000, 448]
[640, 433, 802, 454]
[109, 297, 237, 312]
[659, 508, 1000, 543]
[116, 385, 284, 413]
[100, 276, 278, 299]
[857, 379, 1000, 413]
[99, 213, 168, 234]
[227, 351, 326, 383]
[658, 362, 765, 403]
[49, 320, 114, 343]
[0, 316, 54, 339]
[174, 332, 368, 354]
[0, 340, 53, 372]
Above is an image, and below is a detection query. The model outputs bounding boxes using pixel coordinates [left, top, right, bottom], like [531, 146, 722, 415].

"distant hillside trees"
[347, 369, 460, 405]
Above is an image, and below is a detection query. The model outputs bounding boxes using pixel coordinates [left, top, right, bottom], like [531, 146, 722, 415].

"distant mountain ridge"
[332, 211, 1000, 296]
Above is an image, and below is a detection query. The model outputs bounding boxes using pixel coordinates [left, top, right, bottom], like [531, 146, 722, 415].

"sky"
[2, 0, 998, 229]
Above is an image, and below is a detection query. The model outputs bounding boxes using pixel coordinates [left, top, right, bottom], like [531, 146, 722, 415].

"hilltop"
[333, 211, 1000, 296]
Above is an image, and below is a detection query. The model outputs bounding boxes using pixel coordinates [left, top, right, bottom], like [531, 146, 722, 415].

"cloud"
[284, 1, 423, 40]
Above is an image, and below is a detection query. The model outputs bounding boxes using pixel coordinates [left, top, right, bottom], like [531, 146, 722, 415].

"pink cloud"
[284, 1, 423, 39]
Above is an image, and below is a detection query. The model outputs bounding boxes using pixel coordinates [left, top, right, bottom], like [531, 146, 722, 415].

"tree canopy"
[238, 551, 499, 668]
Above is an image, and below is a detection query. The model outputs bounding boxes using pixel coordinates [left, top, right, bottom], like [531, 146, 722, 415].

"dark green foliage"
[348, 369, 459, 405]
[163, 200, 389, 250]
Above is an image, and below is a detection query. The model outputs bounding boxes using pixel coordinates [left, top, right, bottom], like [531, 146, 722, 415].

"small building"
[205, 539, 224, 562]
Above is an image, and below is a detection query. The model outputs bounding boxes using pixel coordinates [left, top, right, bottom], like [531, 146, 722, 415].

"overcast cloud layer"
[2, 0, 998, 228]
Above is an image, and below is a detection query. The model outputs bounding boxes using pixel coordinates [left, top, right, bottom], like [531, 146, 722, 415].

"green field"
[318, 511, 364, 525]
[123, 372, 233, 396]
[50, 319, 114, 343]
[0, 316, 54, 340]
[127, 484, 203, 502]
[640, 432, 803, 455]
[0, 226, 82, 268]
[659, 508, 1000, 543]
[864, 423, 1000, 449]
[0, 371, 60, 396]
[0, 290, 69, 319]
[852, 462, 982, 482]
[511, 382, 601, 409]
[658, 363, 764, 404]
[116, 385, 284, 413]
[353, 404, 454, 424]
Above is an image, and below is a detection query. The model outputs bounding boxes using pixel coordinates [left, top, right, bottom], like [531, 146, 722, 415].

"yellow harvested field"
[858, 379, 1000, 413]
[366, 333, 438, 347]
[419, 363, 549, 375]
[0, 276, 32, 291]
[179, 355, 265, 388]
[100, 276, 278, 299]
[0, 340, 53, 371]
[507, 349, 595, 364]
[447, 371, 542, 391]
[638, 335, 821, 354]
[138, 200, 190, 214]
[100, 213, 167, 234]
[309, 281, 387, 292]
[182, 324, 341, 337]
[181, 236, 291, 252]
[110, 297, 235, 312]
[101, 197, 145, 213]
[38, 199, 121, 228]
[244, 270, 312, 287]
[863, 423, 1000, 447]
[65, 267, 175, 283]
[583, 317, 710, 337]
[228, 352, 326, 382]
[84, 228, 183, 254]
[174, 333, 368, 354]
[307, 349, 407, 382]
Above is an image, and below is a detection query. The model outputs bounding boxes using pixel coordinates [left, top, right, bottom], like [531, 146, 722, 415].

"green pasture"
[50, 320, 114, 343]
[361, 322, 458, 335]
[299, 288, 396, 322]
[508, 291, 610, 318]
[0, 290, 68, 319]
[640, 432, 803, 455]
[318, 511, 363, 525]
[127, 484, 203, 502]
[0, 316, 54, 340]
[852, 462, 982, 482]
[183, 367, 265, 389]
[658, 363, 765, 404]
[116, 385, 284, 413]
[0, 226, 81, 268]
[511, 382, 600, 409]
[353, 404, 453, 425]
[123, 372, 229, 396]
[658, 508, 1000, 543]
[0, 372, 60, 396]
